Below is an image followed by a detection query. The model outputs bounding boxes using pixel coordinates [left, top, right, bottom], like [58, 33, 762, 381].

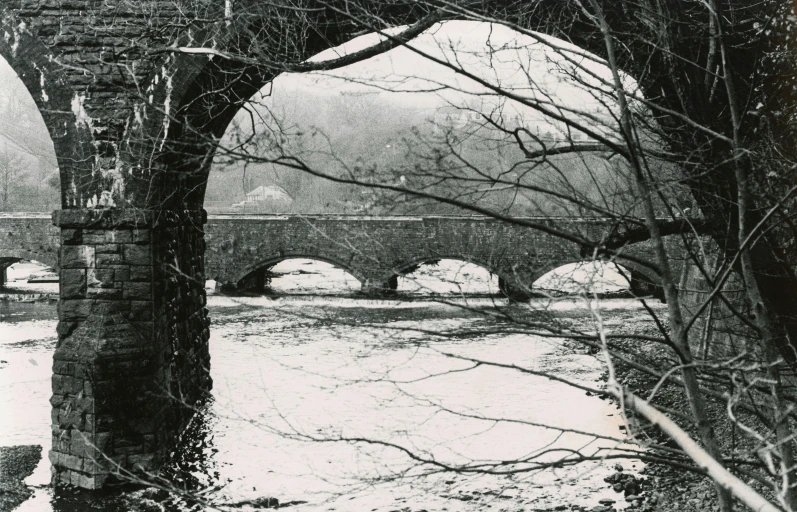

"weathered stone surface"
[36, 211, 212, 491]
[128, 266, 151, 281]
[61, 228, 82, 245]
[87, 287, 123, 299]
[123, 282, 151, 299]
[87, 268, 114, 288]
[59, 299, 93, 319]
[60, 269, 86, 298]
[105, 230, 132, 244]
[95, 253, 122, 267]
[61, 245, 95, 268]
[123, 245, 151, 266]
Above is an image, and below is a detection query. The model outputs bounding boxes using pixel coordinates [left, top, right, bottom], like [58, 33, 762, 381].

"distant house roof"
[246, 184, 293, 202]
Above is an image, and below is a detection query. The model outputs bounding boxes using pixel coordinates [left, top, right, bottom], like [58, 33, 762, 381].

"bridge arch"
[0, 9, 94, 209]
[0, 249, 57, 288]
[231, 253, 368, 290]
[383, 255, 515, 295]
[529, 257, 663, 298]
[0, 249, 57, 272]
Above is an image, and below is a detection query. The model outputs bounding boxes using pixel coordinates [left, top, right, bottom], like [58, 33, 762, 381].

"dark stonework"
[49, 209, 210, 489]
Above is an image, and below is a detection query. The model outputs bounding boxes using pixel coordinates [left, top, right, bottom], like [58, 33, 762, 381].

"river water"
[0, 260, 644, 511]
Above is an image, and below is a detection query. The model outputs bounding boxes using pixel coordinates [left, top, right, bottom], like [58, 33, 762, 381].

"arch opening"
[531, 260, 665, 299]
[0, 258, 57, 294]
[392, 258, 500, 297]
[232, 258, 362, 296]
[0, 56, 59, 212]
[195, 19, 648, 218]
[0, 10, 95, 208]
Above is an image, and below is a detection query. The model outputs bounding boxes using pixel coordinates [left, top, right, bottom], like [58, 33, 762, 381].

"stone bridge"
[0, 0, 720, 490]
[203, 214, 671, 297]
[0, 213, 671, 298]
[0, 213, 59, 285]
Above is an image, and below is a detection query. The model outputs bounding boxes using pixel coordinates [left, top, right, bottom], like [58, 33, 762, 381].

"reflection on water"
[1, 262, 642, 511]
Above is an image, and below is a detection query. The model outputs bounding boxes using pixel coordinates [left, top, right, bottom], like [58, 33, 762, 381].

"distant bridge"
[0, 213, 673, 299]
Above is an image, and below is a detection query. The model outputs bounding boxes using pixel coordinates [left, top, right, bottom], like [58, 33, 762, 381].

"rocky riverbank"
[0, 445, 42, 511]
[552, 302, 763, 512]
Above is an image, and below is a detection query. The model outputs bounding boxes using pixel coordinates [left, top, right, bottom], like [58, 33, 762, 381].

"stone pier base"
[49, 210, 211, 489]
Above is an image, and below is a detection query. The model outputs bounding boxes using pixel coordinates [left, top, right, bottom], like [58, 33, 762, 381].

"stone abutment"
[48, 210, 210, 489]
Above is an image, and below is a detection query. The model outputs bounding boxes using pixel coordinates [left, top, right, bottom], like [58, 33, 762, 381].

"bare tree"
[0, 146, 24, 211]
[28, 0, 797, 510]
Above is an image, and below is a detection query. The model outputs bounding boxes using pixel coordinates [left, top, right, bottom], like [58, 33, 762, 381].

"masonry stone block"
[123, 282, 151, 300]
[59, 299, 93, 319]
[87, 287, 123, 299]
[123, 245, 151, 265]
[61, 228, 82, 245]
[60, 269, 86, 298]
[95, 244, 120, 254]
[82, 230, 108, 245]
[87, 268, 114, 288]
[61, 245, 95, 268]
[128, 266, 151, 281]
[133, 230, 151, 244]
[105, 230, 132, 244]
[95, 253, 122, 267]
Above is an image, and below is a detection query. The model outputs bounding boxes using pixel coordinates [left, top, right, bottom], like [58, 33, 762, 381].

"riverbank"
[552, 301, 775, 512]
[0, 445, 41, 511]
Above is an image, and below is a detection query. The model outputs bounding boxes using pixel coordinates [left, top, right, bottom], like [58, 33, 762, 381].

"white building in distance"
[245, 184, 293, 204]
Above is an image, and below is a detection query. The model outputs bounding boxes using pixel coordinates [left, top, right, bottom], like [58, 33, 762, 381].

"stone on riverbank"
[0, 445, 42, 511]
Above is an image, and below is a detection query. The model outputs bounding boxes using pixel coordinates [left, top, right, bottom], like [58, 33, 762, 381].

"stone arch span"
[529, 257, 663, 299]
[0, 249, 57, 288]
[0, 249, 58, 272]
[0, 9, 94, 209]
[229, 253, 368, 291]
[384, 255, 515, 296]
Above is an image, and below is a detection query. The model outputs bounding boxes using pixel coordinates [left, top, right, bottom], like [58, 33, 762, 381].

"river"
[0, 260, 646, 511]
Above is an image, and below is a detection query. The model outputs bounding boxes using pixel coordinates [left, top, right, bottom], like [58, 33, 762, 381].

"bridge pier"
[49, 210, 211, 489]
[628, 269, 666, 302]
[235, 266, 272, 294]
[499, 277, 532, 302]
[361, 276, 398, 296]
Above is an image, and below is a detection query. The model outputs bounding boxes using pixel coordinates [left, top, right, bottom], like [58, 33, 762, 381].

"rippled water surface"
[1, 261, 641, 511]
